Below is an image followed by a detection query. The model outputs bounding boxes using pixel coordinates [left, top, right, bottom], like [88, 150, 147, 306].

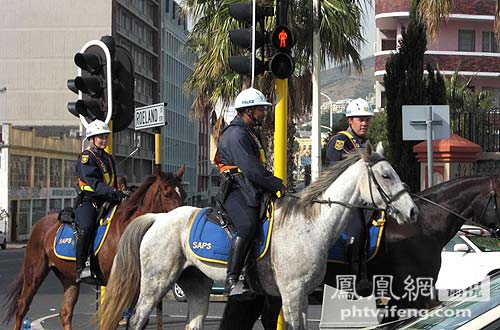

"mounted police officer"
[325, 98, 374, 294]
[215, 87, 286, 297]
[325, 98, 373, 166]
[75, 120, 125, 283]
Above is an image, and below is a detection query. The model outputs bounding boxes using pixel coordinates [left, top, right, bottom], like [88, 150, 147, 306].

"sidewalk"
[7, 241, 27, 249]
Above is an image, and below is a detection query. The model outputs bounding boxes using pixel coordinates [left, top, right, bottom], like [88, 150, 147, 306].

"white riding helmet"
[234, 87, 272, 111]
[86, 120, 111, 139]
[345, 98, 374, 117]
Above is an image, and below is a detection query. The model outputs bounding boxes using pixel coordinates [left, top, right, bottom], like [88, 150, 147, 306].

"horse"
[97, 143, 419, 330]
[1, 167, 186, 330]
[217, 174, 500, 330]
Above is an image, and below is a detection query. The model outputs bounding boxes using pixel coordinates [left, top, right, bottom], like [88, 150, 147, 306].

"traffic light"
[228, 2, 273, 76]
[67, 38, 112, 123]
[67, 36, 135, 132]
[269, 25, 295, 79]
[111, 46, 135, 132]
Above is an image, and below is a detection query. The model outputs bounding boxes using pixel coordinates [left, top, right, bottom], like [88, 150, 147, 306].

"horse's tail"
[97, 214, 156, 330]
[2, 270, 23, 325]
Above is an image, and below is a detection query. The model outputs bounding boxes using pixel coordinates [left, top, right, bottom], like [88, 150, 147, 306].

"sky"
[360, 3, 376, 59]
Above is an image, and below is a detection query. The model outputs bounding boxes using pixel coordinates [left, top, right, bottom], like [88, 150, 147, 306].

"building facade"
[0, 0, 204, 240]
[375, 0, 500, 109]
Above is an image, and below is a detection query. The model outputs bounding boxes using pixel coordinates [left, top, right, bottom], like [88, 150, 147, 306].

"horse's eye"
[381, 173, 390, 179]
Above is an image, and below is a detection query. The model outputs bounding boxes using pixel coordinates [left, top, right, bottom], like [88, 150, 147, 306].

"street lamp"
[320, 92, 333, 130]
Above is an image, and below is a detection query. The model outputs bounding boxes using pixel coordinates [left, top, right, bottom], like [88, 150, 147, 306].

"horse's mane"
[119, 171, 181, 221]
[278, 151, 367, 225]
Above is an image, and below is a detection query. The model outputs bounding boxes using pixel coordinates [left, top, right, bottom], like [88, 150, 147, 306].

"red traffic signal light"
[270, 25, 295, 52]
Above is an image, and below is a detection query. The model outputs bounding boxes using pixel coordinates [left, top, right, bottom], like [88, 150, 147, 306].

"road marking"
[32, 313, 59, 330]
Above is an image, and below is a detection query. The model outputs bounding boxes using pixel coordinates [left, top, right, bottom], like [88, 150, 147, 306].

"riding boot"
[75, 229, 92, 283]
[356, 243, 373, 297]
[224, 236, 250, 297]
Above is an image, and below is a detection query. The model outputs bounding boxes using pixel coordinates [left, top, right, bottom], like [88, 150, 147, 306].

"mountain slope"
[320, 56, 375, 101]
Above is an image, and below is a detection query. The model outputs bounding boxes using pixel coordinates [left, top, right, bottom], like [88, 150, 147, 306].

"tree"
[418, 0, 500, 43]
[384, 0, 446, 192]
[384, 0, 426, 191]
[183, 0, 367, 186]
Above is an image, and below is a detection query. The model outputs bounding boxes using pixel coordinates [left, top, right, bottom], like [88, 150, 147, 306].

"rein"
[411, 180, 500, 237]
[287, 155, 406, 213]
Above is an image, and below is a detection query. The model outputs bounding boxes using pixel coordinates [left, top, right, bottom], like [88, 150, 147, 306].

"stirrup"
[76, 267, 98, 285]
[225, 278, 255, 301]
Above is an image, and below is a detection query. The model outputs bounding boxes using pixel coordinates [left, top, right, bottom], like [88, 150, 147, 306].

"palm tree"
[417, 0, 500, 40]
[183, 0, 366, 119]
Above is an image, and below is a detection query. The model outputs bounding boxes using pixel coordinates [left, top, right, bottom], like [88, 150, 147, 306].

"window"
[19, 200, 31, 235]
[458, 30, 475, 51]
[32, 200, 46, 224]
[64, 160, 77, 187]
[50, 159, 62, 187]
[34, 157, 47, 188]
[172, 2, 177, 19]
[482, 31, 498, 52]
[49, 199, 62, 214]
[10, 155, 31, 188]
[165, 0, 169, 12]
[380, 30, 397, 51]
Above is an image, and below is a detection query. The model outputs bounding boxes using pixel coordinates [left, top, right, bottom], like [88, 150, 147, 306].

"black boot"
[224, 236, 250, 296]
[356, 245, 373, 297]
[75, 229, 92, 283]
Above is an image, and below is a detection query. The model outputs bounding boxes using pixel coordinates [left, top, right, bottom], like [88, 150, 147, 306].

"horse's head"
[358, 142, 419, 224]
[471, 176, 500, 236]
[131, 166, 186, 214]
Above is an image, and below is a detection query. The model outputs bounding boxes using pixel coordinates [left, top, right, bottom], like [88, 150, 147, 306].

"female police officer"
[75, 119, 124, 283]
[215, 87, 285, 296]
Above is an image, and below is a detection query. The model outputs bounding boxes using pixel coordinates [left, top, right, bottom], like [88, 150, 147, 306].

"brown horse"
[2, 167, 186, 330]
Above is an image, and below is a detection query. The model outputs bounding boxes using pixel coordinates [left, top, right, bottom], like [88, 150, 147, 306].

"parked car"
[0, 229, 6, 249]
[435, 225, 500, 292]
[172, 281, 225, 302]
[365, 271, 500, 329]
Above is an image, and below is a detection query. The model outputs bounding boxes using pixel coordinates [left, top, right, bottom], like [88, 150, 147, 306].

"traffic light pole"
[274, 79, 288, 330]
[154, 127, 161, 172]
[273, 79, 288, 184]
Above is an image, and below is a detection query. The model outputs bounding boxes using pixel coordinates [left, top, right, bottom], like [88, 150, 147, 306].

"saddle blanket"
[54, 205, 118, 261]
[188, 208, 272, 264]
[328, 211, 385, 263]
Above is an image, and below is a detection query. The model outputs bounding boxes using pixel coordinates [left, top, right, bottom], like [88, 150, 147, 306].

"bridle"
[141, 176, 184, 214]
[366, 157, 410, 219]
[288, 155, 409, 215]
[411, 177, 500, 238]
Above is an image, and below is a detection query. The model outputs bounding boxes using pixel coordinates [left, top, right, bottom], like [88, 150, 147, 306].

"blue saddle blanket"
[188, 208, 272, 264]
[328, 212, 385, 263]
[54, 206, 117, 260]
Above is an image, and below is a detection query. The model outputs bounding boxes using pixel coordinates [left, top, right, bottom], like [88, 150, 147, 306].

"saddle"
[55, 202, 117, 286]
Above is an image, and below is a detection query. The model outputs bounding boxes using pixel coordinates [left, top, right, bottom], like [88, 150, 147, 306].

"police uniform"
[74, 145, 119, 279]
[325, 127, 366, 167]
[216, 117, 283, 239]
[216, 116, 283, 296]
[325, 127, 369, 281]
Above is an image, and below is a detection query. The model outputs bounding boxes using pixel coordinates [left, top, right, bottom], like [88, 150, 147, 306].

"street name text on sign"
[134, 103, 166, 130]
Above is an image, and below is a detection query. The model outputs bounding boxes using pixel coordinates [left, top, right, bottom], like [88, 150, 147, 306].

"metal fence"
[451, 110, 500, 152]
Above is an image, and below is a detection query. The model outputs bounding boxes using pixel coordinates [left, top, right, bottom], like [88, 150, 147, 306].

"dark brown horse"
[2, 167, 186, 330]
[218, 175, 500, 330]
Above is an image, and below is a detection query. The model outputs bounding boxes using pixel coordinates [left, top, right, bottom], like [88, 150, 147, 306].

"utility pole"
[311, 0, 321, 181]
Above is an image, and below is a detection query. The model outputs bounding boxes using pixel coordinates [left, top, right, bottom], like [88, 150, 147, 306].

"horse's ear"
[375, 142, 385, 156]
[364, 141, 373, 158]
[175, 164, 186, 178]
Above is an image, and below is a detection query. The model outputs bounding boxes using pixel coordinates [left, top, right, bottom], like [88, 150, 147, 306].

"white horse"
[98, 143, 419, 330]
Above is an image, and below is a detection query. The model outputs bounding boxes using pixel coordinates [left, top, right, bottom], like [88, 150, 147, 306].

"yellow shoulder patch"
[334, 140, 345, 151]
[81, 154, 89, 164]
